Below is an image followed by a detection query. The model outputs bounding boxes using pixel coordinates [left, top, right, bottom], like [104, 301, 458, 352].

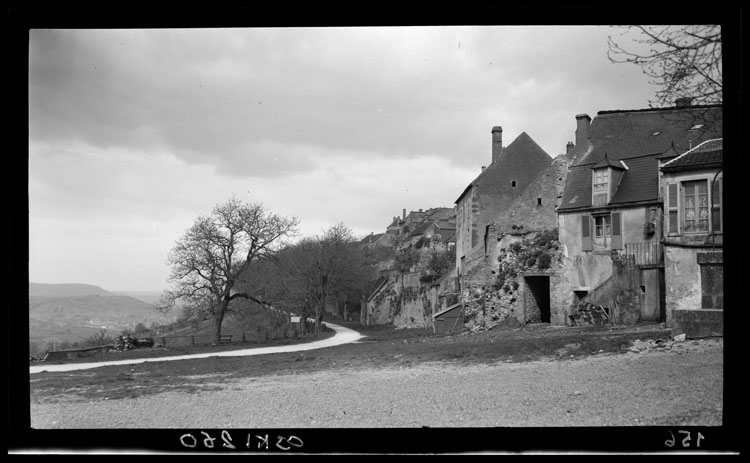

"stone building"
[458, 154, 570, 329]
[557, 99, 722, 326]
[455, 127, 552, 276]
[660, 138, 723, 337]
[363, 207, 457, 328]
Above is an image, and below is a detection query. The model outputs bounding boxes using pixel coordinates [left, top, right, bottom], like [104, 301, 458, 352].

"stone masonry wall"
[461, 229, 567, 331]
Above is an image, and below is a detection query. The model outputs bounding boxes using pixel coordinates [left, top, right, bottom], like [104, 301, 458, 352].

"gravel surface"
[30, 338, 723, 429]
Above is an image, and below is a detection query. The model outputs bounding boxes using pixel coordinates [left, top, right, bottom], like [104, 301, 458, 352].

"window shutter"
[712, 177, 722, 233]
[666, 183, 679, 234]
[581, 214, 592, 251]
[611, 212, 623, 249]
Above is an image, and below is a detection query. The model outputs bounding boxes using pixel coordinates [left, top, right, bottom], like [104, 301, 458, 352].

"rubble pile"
[113, 335, 137, 351]
[113, 336, 154, 351]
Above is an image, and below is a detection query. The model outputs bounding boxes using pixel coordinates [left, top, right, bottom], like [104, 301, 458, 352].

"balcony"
[624, 241, 664, 268]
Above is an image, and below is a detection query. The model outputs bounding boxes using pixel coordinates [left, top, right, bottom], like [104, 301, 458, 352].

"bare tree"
[285, 223, 361, 332]
[607, 25, 722, 107]
[159, 197, 298, 345]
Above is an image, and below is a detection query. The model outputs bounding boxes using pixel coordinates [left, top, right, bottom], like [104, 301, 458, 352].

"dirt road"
[30, 338, 723, 429]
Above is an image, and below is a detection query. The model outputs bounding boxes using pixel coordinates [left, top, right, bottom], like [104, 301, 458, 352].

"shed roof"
[661, 138, 723, 172]
[432, 303, 462, 318]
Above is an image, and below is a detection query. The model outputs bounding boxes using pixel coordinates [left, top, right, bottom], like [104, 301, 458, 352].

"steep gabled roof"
[661, 138, 722, 172]
[455, 131, 551, 203]
[559, 105, 722, 211]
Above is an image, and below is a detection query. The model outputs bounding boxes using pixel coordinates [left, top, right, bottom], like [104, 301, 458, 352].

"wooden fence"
[624, 241, 663, 267]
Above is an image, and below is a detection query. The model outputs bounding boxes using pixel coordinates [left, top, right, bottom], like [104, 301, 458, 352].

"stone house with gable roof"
[557, 99, 722, 325]
[455, 127, 552, 277]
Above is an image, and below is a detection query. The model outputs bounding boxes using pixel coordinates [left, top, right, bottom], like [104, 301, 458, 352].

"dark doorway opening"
[525, 275, 551, 323]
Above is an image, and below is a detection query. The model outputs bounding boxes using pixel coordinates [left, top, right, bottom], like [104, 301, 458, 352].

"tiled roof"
[411, 221, 432, 237]
[559, 105, 722, 211]
[361, 233, 385, 244]
[574, 105, 722, 166]
[661, 138, 722, 171]
[456, 131, 551, 203]
[610, 156, 660, 205]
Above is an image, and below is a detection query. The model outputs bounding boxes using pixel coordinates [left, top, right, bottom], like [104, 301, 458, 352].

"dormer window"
[592, 169, 609, 206]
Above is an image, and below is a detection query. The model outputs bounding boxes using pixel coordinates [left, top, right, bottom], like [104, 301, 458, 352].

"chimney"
[403, 209, 406, 220]
[481, 166, 486, 172]
[575, 114, 591, 158]
[676, 97, 693, 108]
[491, 126, 503, 164]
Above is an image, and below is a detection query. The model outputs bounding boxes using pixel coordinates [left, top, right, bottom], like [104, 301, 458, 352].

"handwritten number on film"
[665, 430, 704, 448]
[180, 431, 302, 451]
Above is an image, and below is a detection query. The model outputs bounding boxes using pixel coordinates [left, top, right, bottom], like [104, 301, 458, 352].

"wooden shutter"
[581, 214, 592, 251]
[611, 212, 623, 249]
[711, 177, 722, 233]
[666, 183, 679, 235]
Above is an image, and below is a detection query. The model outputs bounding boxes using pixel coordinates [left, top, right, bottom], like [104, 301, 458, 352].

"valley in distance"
[28, 282, 175, 355]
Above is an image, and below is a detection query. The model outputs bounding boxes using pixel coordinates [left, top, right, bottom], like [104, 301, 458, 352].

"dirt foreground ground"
[30, 334, 723, 428]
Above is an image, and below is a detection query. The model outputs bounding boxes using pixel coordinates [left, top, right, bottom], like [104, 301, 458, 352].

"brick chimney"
[676, 97, 693, 108]
[403, 209, 406, 220]
[575, 114, 591, 158]
[492, 126, 503, 164]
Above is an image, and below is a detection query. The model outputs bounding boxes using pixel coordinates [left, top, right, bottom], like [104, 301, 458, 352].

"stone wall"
[671, 309, 723, 338]
[697, 252, 723, 310]
[460, 229, 568, 330]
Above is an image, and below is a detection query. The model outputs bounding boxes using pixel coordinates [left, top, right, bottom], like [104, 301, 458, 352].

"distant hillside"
[29, 294, 174, 329]
[28, 283, 177, 350]
[29, 282, 116, 298]
[111, 290, 164, 305]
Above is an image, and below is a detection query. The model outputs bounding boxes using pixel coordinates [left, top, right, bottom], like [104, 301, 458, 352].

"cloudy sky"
[28, 25, 659, 292]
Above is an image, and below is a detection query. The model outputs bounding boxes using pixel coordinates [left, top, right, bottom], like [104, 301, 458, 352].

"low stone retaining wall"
[671, 309, 723, 338]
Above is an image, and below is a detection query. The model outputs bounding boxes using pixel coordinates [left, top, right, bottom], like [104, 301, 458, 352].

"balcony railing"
[624, 241, 663, 267]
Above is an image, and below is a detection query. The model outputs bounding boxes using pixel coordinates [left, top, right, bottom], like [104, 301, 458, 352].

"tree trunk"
[213, 299, 228, 345]
[316, 300, 326, 333]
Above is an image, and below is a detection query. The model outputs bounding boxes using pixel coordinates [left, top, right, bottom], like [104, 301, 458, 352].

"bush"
[537, 252, 552, 270]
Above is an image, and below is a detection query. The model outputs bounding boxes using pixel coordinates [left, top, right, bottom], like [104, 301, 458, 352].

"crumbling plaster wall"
[664, 245, 705, 326]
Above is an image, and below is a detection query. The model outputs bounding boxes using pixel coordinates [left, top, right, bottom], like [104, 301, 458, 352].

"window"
[537, 197, 542, 205]
[511, 180, 517, 188]
[594, 215, 611, 238]
[665, 177, 722, 235]
[592, 169, 609, 206]
[582, 212, 622, 251]
[683, 180, 709, 233]
[593, 170, 608, 193]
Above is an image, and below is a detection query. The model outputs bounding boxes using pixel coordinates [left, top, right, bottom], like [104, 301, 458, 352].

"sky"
[28, 25, 660, 292]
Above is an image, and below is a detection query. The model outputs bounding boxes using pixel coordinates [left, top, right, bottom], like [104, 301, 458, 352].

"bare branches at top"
[607, 25, 722, 107]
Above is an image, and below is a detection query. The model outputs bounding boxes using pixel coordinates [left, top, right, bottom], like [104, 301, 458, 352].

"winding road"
[29, 322, 364, 374]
